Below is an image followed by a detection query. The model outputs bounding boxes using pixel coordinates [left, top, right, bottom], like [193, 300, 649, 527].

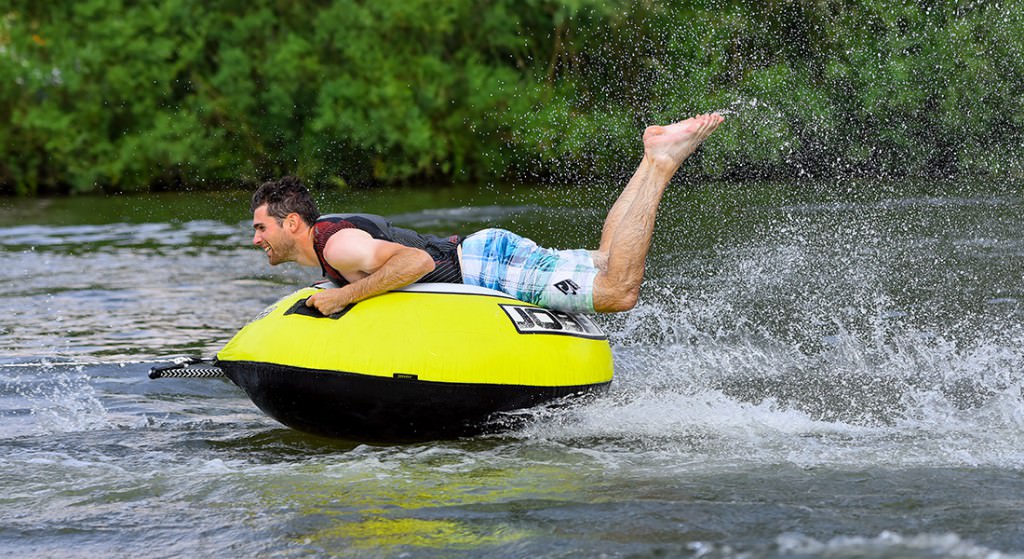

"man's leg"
[592, 113, 723, 312]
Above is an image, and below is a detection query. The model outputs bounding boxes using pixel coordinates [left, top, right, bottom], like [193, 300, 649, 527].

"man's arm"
[306, 228, 435, 315]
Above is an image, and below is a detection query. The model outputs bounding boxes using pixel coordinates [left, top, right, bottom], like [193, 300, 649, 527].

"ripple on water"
[1, 191, 1024, 557]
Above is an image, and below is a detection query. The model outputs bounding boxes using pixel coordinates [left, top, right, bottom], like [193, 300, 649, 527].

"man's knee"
[593, 285, 639, 313]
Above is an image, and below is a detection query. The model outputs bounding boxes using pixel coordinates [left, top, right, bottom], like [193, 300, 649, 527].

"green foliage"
[2, 0, 1024, 194]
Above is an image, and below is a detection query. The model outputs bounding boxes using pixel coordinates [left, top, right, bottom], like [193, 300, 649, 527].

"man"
[251, 113, 723, 315]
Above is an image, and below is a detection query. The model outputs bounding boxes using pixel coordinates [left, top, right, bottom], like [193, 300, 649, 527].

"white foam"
[1, 366, 110, 438]
[506, 287, 1024, 469]
[776, 531, 1024, 559]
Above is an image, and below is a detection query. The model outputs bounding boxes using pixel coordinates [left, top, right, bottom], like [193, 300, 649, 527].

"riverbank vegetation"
[2, 0, 1023, 195]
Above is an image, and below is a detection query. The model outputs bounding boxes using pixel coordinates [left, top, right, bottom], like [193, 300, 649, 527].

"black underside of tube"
[217, 360, 609, 442]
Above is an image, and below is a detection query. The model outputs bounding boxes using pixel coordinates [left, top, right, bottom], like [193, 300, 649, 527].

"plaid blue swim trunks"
[460, 228, 598, 313]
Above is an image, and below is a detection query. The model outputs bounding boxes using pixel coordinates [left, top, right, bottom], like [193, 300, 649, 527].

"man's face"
[252, 205, 295, 265]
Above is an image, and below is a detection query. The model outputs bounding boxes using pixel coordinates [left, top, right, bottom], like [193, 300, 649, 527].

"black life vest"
[312, 213, 463, 286]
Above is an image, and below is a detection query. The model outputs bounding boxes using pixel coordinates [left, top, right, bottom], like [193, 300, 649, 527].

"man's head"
[250, 176, 319, 227]
[251, 176, 320, 266]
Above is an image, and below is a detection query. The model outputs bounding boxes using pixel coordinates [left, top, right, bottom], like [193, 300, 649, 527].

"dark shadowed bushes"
[2, 0, 1022, 194]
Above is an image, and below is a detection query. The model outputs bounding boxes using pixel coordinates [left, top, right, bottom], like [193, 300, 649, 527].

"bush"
[2, 0, 1023, 194]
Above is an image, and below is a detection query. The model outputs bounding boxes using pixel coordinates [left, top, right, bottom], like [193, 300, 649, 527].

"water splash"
[0, 363, 109, 437]
[505, 190, 1024, 469]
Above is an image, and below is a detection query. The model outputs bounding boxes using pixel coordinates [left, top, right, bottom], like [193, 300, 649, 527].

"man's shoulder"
[322, 227, 377, 260]
[317, 214, 392, 240]
[317, 213, 386, 223]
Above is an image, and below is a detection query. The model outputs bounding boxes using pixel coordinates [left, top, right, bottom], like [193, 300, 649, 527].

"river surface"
[1, 180, 1023, 558]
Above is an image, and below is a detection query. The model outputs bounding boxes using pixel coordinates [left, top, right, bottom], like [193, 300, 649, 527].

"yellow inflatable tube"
[215, 283, 613, 440]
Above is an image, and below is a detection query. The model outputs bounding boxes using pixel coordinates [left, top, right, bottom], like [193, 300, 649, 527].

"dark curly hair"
[251, 176, 320, 226]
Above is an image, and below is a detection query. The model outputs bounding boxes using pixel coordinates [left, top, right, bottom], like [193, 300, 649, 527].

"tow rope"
[149, 357, 225, 379]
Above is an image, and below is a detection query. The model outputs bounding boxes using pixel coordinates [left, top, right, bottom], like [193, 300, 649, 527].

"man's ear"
[285, 213, 301, 232]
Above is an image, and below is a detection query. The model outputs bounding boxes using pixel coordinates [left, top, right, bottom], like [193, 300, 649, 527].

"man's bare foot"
[643, 113, 724, 169]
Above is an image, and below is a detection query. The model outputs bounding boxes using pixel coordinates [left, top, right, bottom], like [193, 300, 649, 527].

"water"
[1, 181, 1023, 558]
